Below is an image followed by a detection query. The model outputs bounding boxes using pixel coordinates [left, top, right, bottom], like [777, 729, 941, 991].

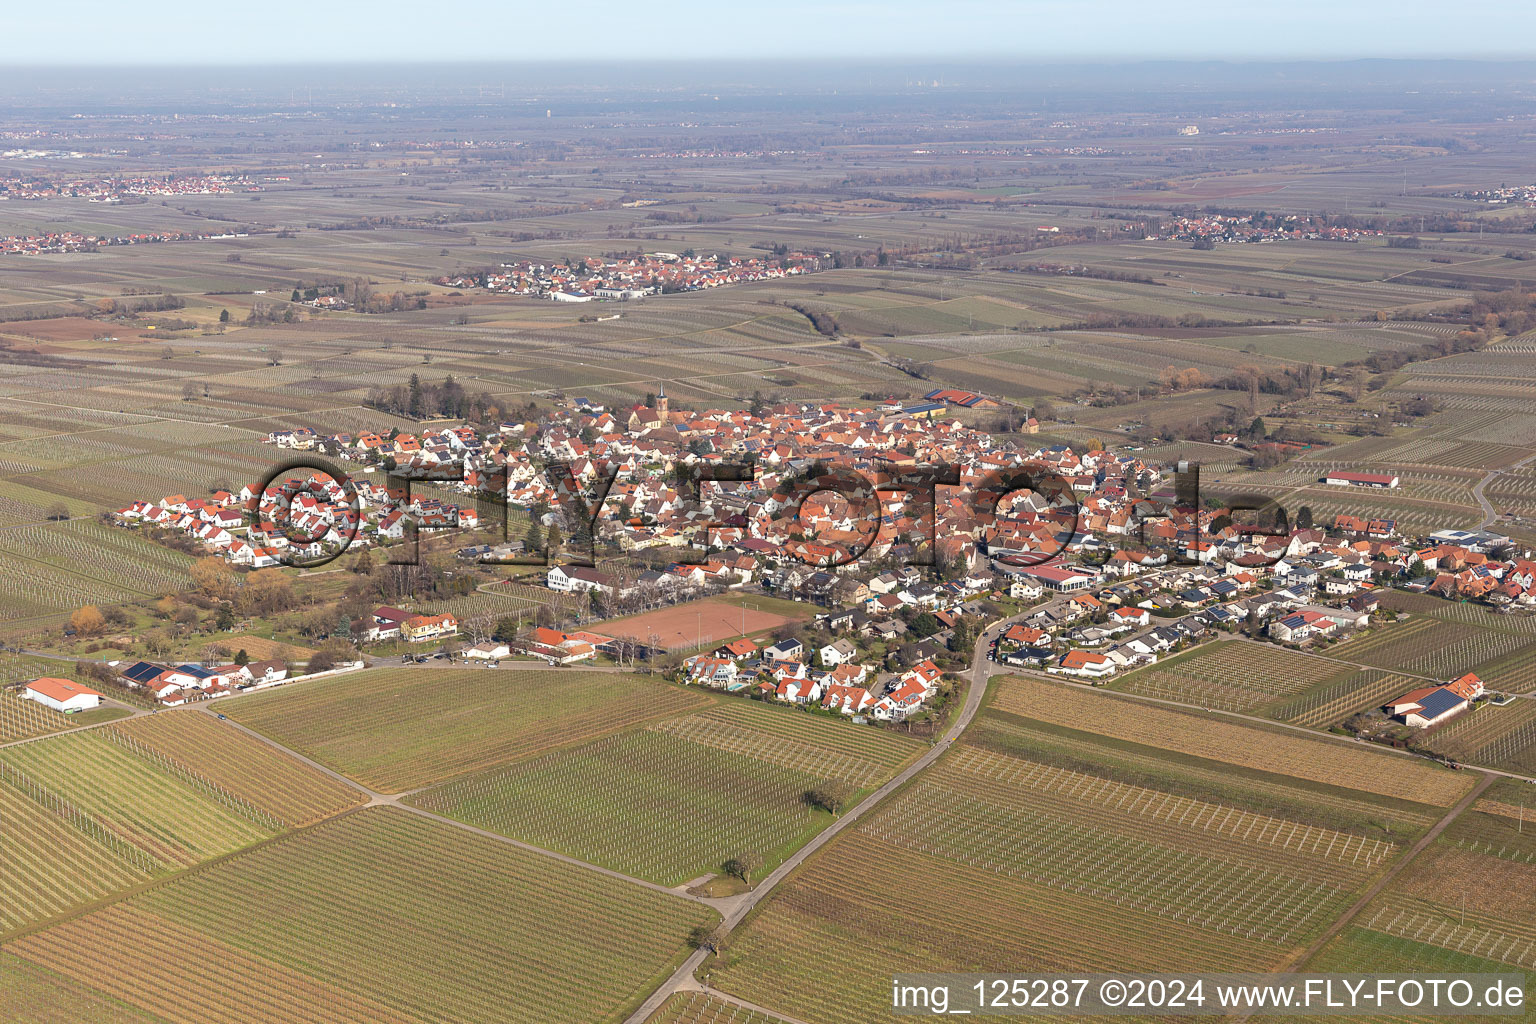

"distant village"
[1152, 213, 1383, 245]
[0, 173, 259, 202]
[1, 228, 252, 256]
[435, 249, 819, 302]
[90, 382, 1536, 737]
[1448, 182, 1536, 206]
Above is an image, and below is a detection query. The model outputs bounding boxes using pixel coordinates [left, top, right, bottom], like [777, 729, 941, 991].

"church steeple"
[656, 381, 668, 416]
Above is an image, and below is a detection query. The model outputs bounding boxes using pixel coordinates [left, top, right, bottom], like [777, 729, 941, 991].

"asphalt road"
[619, 608, 1033, 1024]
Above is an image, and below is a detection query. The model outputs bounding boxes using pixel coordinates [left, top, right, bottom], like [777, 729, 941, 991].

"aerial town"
[88, 382, 1533, 744]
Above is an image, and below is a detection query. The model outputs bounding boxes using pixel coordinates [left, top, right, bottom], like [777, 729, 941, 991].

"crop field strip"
[222, 667, 712, 793]
[711, 831, 1281, 1024]
[1270, 670, 1422, 729]
[114, 711, 363, 827]
[864, 755, 1365, 947]
[411, 728, 834, 885]
[0, 689, 71, 743]
[0, 729, 275, 868]
[990, 676, 1473, 807]
[1324, 618, 1535, 689]
[6, 808, 712, 1024]
[648, 700, 922, 787]
[1114, 642, 1351, 714]
[945, 745, 1397, 870]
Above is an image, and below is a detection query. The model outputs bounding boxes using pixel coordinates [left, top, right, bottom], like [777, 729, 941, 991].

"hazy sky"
[10, 0, 1536, 64]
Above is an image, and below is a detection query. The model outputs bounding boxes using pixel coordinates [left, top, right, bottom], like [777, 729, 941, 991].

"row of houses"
[116, 658, 288, 706]
[682, 635, 947, 722]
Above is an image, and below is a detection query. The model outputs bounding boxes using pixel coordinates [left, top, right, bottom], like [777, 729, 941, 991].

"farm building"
[1323, 471, 1400, 489]
[924, 388, 1000, 409]
[23, 677, 105, 713]
[1385, 685, 1469, 728]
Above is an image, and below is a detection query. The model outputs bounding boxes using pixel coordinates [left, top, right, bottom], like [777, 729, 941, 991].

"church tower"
[655, 382, 668, 416]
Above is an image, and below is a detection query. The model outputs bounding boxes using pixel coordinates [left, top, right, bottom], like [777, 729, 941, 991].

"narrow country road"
[620, 609, 1029, 1024]
[1471, 451, 1536, 530]
[1281, 773, 1495, 975]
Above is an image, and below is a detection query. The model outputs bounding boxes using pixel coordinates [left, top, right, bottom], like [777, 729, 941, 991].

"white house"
[763, 638, 803, 662]
[546, 564, 617, 595]
[463, 641, 512, 660]
[23, 677, 105, 713]
[1050, 650, 1116, 678]
[819, 639, 857, 667]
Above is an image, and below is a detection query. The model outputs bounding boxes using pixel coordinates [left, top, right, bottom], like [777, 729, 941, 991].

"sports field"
[600, 595, 809, 651]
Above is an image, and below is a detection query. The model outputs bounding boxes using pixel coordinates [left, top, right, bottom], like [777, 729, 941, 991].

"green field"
[114, 710, 363, 827]
[0, 729, 275, 869]
[4, 807, 712, 1024]
[221, 667, 712, 793]
[415, 724, 836, 885]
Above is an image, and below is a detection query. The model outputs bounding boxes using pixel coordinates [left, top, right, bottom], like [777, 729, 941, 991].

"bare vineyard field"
[648, 700, 922, 787]
[0, 690, 71, 744]
[6, 808, 710, 1024]
[1381, 591, 1536, 636]
[222, 667, 712, 793]
[647, 993, 794, 1024]
[0, 951, 165, 1024]
[967, 710, 1441, 844]
[0, 780, 155, 935]
[411, 728, 835, 886]
[0, 730, 275, 869]
[1384, 844, 1536, 947]
[1269, 670, 1422, 729]
[1306, 923, 1536, 1003]
[990, 676, 1472, 806]
[1443, 782, 1536, 865]
[1113, 642, 1349, 714]
[1324, 618, 1533, 689]
[114, 711, 363, 827]
[711, 830, 1281, 1024]
[864, 754, 1367, 945]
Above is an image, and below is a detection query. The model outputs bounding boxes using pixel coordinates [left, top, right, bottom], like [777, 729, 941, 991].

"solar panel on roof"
[120, 661, 166, 683]
[1415, 688, 1466, 719]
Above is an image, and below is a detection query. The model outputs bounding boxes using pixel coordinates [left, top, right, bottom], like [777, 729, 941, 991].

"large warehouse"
[22, 677, 105, 713]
